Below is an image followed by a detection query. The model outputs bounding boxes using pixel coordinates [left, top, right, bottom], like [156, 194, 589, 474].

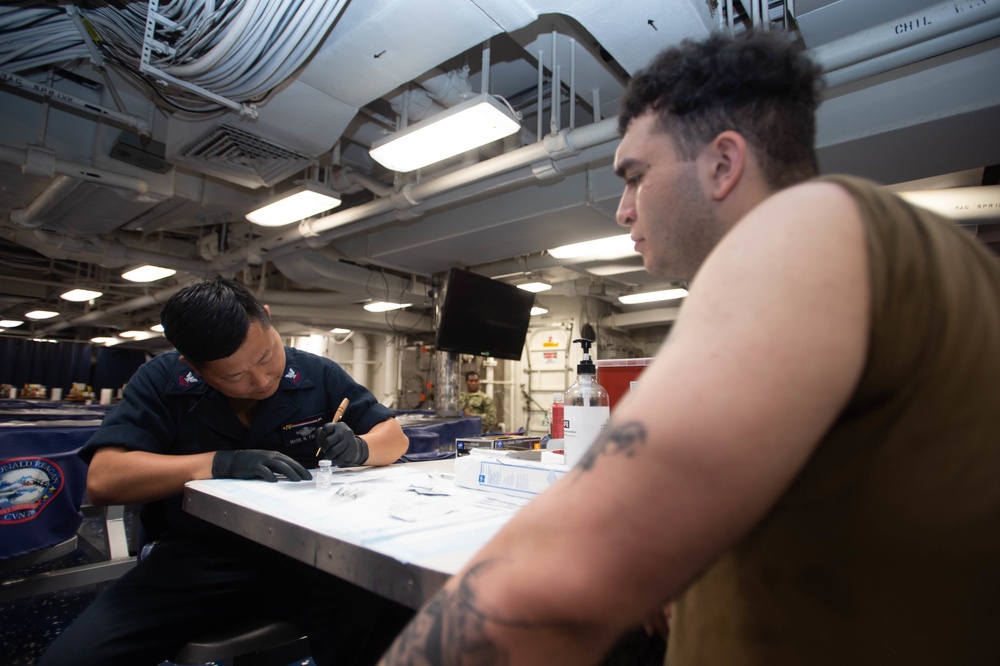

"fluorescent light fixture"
[90, 336, 118, 345]
[245, 181, 342, 227]
[122, 265, 176, 283]
[150, 324, 165, 332]
[369, 95, 521, 173]
[618, 288, 689, 305]
[116, 330, 158, 341]
[518, 281, 552, 293]
[330, 327, 351, 334]
[0, 319, 24, 327]
[60, 288, 103, 302]
[31, 338, 58, 343]
[585, 263, 646, 277]
[530, 306, 549, 316]
[25, 310, 59, 320]
[363, 301, 411, 312]
[896, 186, 1000, 221]
[548, 234, 638, 261]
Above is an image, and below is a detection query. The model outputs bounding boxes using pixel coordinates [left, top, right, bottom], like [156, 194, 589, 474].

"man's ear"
[701, 130, 746, 201]
[263, 304, 271, 317]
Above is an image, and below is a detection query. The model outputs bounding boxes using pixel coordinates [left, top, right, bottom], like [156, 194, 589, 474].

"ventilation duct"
[172, 124, 317, 189]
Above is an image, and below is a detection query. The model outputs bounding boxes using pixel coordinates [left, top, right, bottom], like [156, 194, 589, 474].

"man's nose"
[616, 193, 634, 228]
[248, 368, 271, 389]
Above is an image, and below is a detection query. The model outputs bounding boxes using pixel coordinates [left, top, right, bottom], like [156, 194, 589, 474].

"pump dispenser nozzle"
[573, 338, 597, 375]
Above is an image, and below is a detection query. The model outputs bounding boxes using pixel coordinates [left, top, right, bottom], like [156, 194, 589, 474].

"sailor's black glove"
[212, 449, 312, 482]
[316, 422, 369, 467]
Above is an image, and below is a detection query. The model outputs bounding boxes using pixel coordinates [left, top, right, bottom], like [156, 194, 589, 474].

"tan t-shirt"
[667, 175, 1000, 665]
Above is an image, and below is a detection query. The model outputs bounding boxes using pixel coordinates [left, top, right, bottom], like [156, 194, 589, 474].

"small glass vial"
[316, 459, 333, 490]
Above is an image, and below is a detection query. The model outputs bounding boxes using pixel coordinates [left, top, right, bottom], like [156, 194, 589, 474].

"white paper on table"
[189, 466, 532, 565]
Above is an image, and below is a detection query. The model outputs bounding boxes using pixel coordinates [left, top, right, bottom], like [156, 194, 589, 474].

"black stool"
[168, 617, 310, 666]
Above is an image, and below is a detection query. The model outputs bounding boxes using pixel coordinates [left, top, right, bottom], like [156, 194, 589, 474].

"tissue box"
[455, 455, 570, 499]
[470, 448, 543, 461]
[455, 435, 542, 455]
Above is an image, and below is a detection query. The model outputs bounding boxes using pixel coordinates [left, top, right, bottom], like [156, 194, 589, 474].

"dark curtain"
[93, 347, 149, 391]
[0, 338, 92, 391]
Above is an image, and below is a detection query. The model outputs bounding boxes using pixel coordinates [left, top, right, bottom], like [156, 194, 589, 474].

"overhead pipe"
[258, 289, 364, 306]
[8, 175, 81, 228]
[811, 0, 1000, 76]
[269, 246, 431, 302]
[817, 17, 1000, 88]
[0, 69, 150, 136]
[342, 168, 393, 198]
[265, 303, 429, 332]
[2, 143, 150, 229]
[0, 144, 148, 194]
[3, 225, 163, 272]
[28, 231, 215, 275]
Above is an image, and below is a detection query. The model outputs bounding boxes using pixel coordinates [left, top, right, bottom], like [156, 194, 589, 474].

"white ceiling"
[1, 0, 998, 351]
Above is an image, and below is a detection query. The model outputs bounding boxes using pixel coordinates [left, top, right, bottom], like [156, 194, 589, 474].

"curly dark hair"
[618, 31, 823, 190]
[160, 277, 271, 365]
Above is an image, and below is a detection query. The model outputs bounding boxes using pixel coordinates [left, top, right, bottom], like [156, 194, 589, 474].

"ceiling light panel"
[121, 265, 177, 282]
[369, 96, 520, 173]
[618, 288, 689, 304]
[548, 234, 638, 261]
[61, 288, 104, 302]
[246, 181, 342, 226]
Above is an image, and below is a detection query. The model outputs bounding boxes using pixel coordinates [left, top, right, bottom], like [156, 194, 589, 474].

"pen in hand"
[316, 397, 349, 457]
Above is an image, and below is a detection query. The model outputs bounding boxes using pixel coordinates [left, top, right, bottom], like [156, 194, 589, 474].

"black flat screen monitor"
[435, 268, 534, 361]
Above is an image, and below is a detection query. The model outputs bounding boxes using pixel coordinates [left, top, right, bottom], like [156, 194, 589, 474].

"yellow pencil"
[317, 397, 349, 457]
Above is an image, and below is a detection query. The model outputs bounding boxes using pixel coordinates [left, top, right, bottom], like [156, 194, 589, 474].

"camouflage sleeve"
[481, 395, 498, 433]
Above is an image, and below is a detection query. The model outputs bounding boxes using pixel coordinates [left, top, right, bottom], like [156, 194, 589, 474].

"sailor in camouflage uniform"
[459, 370, 497, 433]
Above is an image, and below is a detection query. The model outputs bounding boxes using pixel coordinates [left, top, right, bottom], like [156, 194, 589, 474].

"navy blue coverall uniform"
[38, 347, 413, 666]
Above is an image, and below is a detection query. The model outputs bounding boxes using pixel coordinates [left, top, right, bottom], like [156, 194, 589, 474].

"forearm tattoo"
[577, 420, 646, 473]
[382, 558, 531, 665]
[381, 422, 649, 664]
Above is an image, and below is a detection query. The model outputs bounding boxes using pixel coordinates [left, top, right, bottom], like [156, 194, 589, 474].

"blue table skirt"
[1, 426, 97, 560]
[401, 417, 482, 454]
[0, 414, 483, 560]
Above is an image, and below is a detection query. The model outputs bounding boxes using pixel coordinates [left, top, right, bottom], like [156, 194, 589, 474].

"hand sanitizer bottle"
[563, 338, 610, 466]
[316, 459, 333, 489]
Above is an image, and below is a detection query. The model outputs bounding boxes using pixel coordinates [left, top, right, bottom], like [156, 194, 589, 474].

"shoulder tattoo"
[576, 420, 647, 473]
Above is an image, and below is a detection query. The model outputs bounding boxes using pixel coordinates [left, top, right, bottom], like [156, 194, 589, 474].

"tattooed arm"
[380, 183, 870, 665]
